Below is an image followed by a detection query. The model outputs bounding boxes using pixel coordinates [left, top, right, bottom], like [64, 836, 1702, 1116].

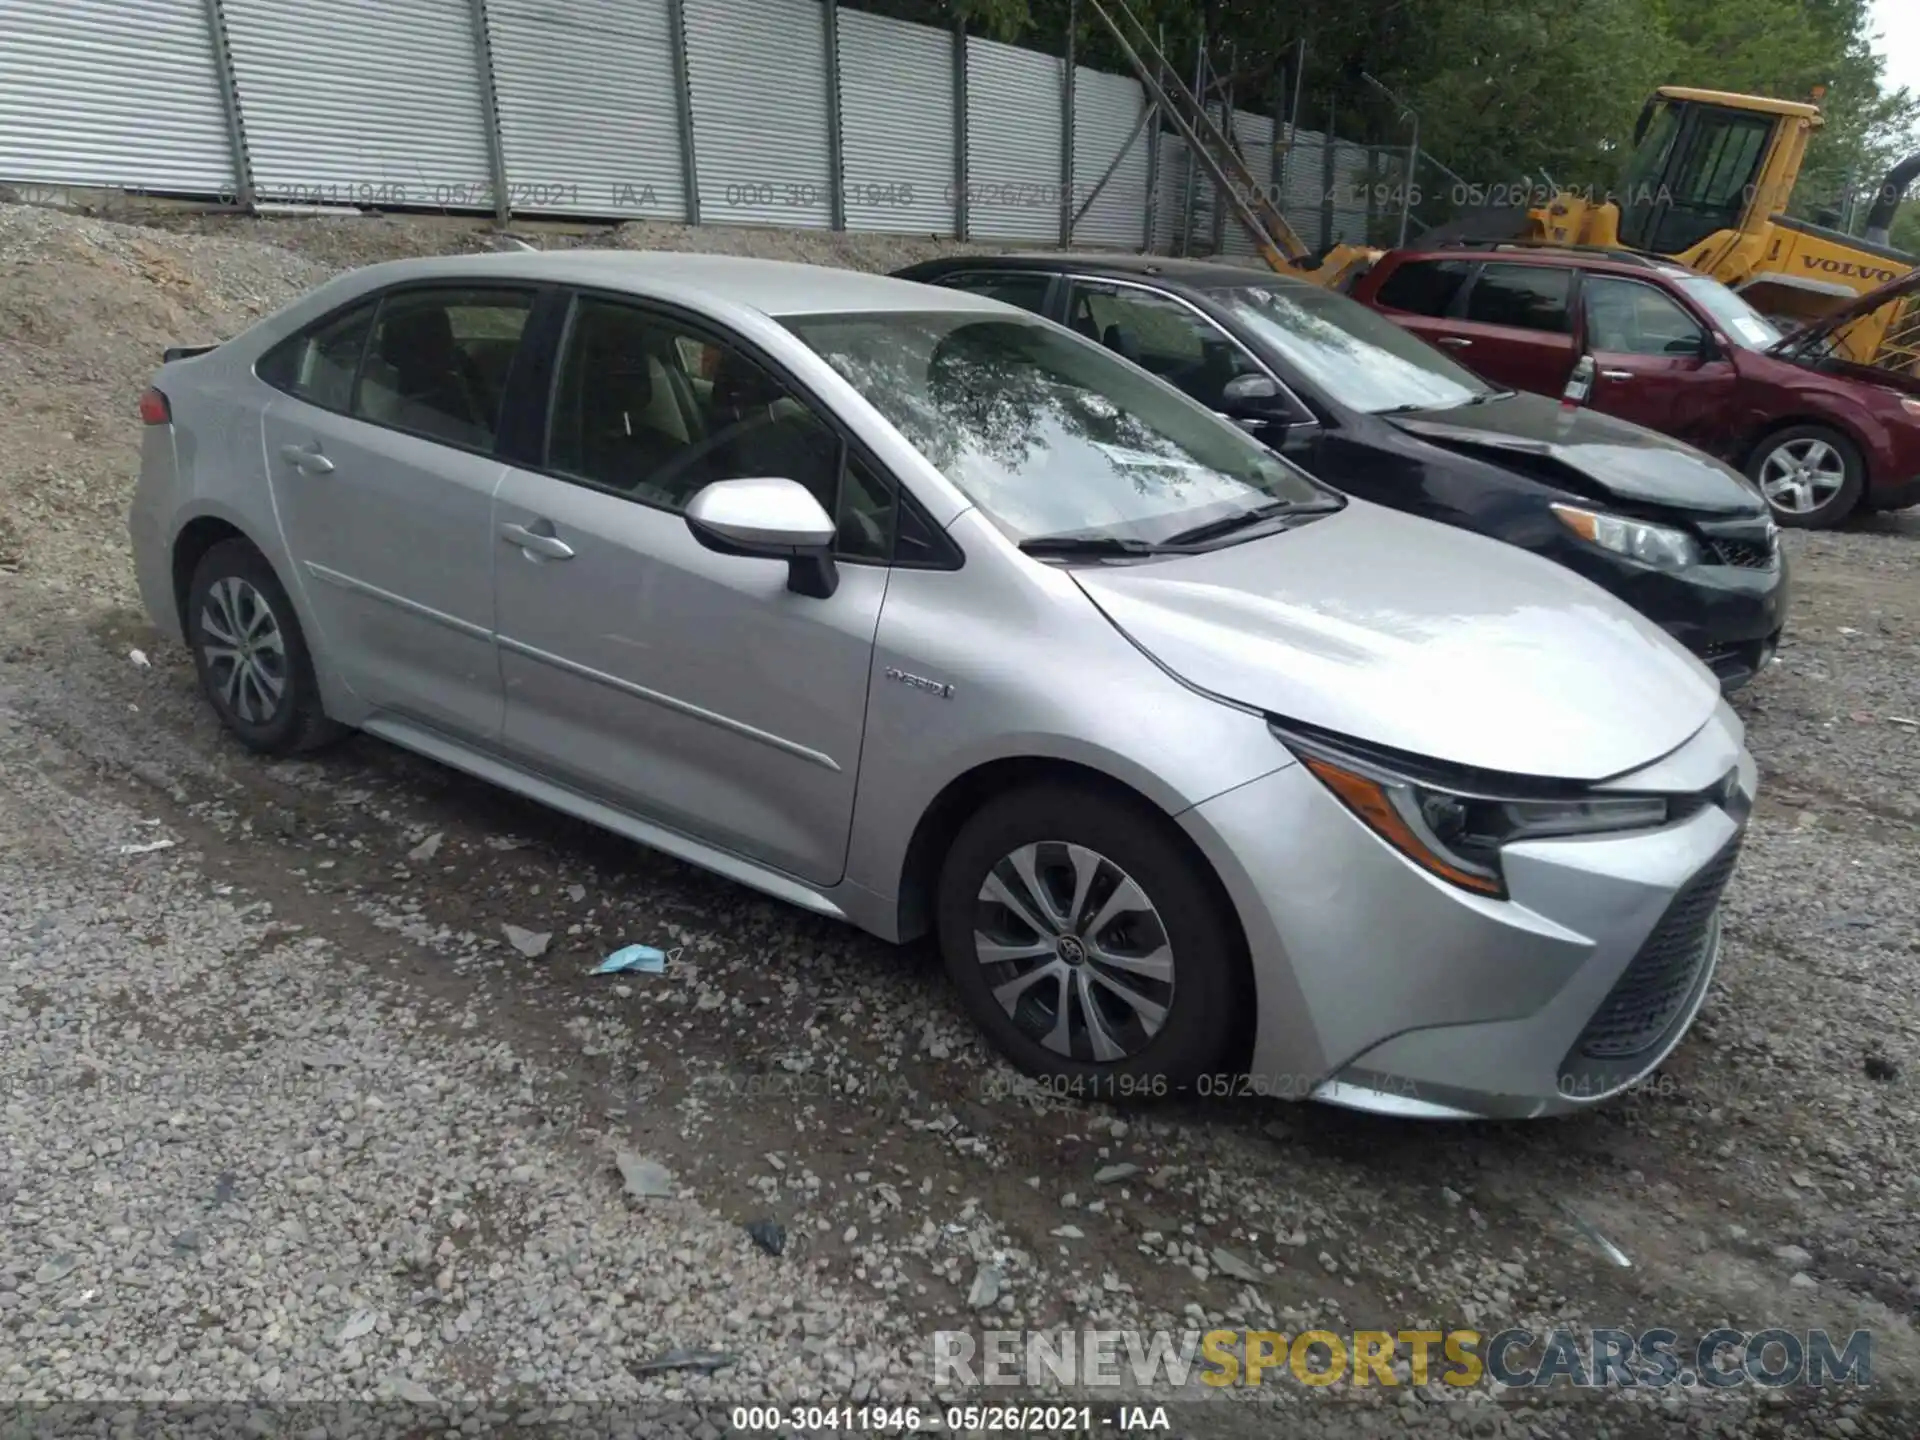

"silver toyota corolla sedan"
[128, 251, 1756, 1120]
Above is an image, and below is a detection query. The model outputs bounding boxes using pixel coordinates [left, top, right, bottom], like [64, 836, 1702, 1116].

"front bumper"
[1545, 534, 1789, 691]
[1182, 705, 1754, 1120]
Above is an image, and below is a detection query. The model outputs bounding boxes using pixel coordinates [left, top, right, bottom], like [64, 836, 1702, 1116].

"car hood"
[1073, 499, 1721, 782]
[1772, 266, 1920, 352]
[1385, 391, 1763, 514]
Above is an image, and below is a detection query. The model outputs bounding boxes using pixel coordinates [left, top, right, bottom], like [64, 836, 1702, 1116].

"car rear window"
[1464, 264, 1574, 334]
[1372, 258, 1473, 316]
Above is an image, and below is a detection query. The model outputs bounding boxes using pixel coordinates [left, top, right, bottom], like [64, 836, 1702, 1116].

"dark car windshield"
[1209, 282, 1495, 414]
[1673, 274, 1782, 349]
[782, 310, 1331, 546]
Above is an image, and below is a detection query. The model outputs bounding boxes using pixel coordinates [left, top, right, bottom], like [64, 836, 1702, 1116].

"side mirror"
[684, 477, 840, 599]
[1664, 332, 1714, 360]
[1219, 372, 1292, 421]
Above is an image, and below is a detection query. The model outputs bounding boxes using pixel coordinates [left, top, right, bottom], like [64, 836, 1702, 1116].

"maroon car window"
[1584, 277, 1706, 356]
[1372, 259, 1473, 316]
[1464, 264, 1574, 335]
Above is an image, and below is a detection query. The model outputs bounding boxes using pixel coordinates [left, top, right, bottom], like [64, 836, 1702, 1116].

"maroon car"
[1351, 245, 1920, 528]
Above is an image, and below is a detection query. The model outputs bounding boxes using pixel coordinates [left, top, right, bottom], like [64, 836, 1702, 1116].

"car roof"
[321, 249, 1014, 318]
[1382, 243, 1698, 281]
[909, 251, 1304, 291]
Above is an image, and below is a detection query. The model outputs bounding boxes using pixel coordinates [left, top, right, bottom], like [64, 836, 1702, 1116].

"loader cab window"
[1618, 103, 1774, 256]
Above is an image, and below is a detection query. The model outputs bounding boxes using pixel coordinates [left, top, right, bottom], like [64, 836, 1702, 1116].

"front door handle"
[1436, 336, 1473, 349]
[499, 521, 575, 561]
[279, 442, 334, 475]
[1599, 369, 1634, 381]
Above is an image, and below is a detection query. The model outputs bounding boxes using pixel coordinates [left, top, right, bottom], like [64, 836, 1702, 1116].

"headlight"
[1551, 503, 1701, 569]
[1279, 730, 1671, 898]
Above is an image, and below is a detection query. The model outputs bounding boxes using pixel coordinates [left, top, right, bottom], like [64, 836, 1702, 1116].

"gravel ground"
[1, 202, 1917, 1437]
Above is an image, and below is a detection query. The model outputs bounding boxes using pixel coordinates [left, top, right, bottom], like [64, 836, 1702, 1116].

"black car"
[892, 254, 1789, 690]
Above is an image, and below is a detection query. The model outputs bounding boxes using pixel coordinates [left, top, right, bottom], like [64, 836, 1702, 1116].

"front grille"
[1708, 537, 1777, 570]
[1575, 838, 1742, 1061]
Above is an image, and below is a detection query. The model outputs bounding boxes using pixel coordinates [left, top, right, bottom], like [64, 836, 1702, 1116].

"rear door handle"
[499, 521, 575, 561]
[1436, 336, 1472, 349]
[278, 442, 334, 475]
[1599, 369, 1634, 380]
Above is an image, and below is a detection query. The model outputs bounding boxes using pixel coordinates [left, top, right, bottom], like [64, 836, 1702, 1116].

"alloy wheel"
[1758, 437, 1847, 516]
[199, 576, 288, 725]
[972, 841, 1175, 1063]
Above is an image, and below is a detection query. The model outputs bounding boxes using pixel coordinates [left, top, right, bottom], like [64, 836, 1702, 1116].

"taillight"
[139, 387, 171, 426]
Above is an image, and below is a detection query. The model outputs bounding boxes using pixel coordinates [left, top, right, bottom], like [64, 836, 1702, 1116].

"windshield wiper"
[1017, 534, 1169, 559]
[1459, 389, 1515, 405]
[1162, 498, 1338, 548]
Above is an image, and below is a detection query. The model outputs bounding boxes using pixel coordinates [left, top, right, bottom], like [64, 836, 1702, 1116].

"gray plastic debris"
[1210, 1247, 1265, 1284]
[615, 1151, 675, 1199]
[1094, 1163, 1140, 1184]
[967, 1264, 1002, 1309]
[593, 944, 667, 975]
[1560, 1202, 1632, 1268]
[631, 1349, 736, 1376]
[407, 832, 443, 863]
[33, 1255, 77, 1285]
[502, 924, 551, 959]
[118, 838, 176, 856]
[745, 1219, 786, 1256]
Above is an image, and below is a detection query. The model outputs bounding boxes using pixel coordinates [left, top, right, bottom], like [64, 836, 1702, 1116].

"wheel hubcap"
[199, 577, 287, 725]
[972, 841, 1174, 1063]
[1758, 438, 1845, 515]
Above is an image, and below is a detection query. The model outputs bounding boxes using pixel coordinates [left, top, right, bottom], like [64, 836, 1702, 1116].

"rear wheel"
[1746, 424, 1864, 528]
[934, 783, 1246, 1093]
[186, 538, 344, 756]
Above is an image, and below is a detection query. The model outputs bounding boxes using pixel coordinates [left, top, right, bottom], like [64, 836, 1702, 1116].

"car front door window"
[546, 296, 890, 562]
[1066, 282, 1260, 410]
[1583, 277, 1707, 356]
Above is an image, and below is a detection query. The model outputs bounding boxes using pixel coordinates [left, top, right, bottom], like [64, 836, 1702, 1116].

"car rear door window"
[1065, 281, 1262, 409]
[1464, 264, 1574, 334]
[1583, 276, 1707, 355]
[933, 272, 1054, 316]
[1372, 259, 1474, 316]
[546, 295, 891, 562]
[351, 288, 534, 450]
[257, 299, 377, 412]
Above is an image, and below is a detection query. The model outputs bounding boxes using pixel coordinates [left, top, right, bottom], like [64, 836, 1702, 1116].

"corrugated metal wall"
[1150, 131, 1186, 253]
[1220, 110, 1276, 259]
[837, 8, 953, 236]
[683, 0, 831, 228]
[1279, 125, 1331, 252]
[1331, 139, 1372, 245]
[0, 0, 1386, 256]
[1070, 67, 1147, 249]
[965, 35, 1061, 243]
[0, 0, 235, 194]
[486, 0, 683, 220]
[222, 0, 494, 204]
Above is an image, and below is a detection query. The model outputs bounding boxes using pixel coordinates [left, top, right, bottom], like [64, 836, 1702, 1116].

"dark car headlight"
[1551, 503, 1701, 570]
[1277, 728, 1670, 898]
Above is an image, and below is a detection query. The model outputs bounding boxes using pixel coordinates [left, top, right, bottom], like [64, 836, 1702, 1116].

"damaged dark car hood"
[1385, 391, 1764, 514]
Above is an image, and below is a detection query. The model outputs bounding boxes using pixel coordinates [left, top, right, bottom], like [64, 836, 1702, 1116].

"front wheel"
[934, 783, 1247, 1092]
[1746, 425, 1864, 528]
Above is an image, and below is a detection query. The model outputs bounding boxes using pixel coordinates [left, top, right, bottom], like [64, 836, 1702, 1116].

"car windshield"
[1208, 282, 1495, 414]
[782, 310, 1332, 546]
[1674, 274, 1783, 349]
